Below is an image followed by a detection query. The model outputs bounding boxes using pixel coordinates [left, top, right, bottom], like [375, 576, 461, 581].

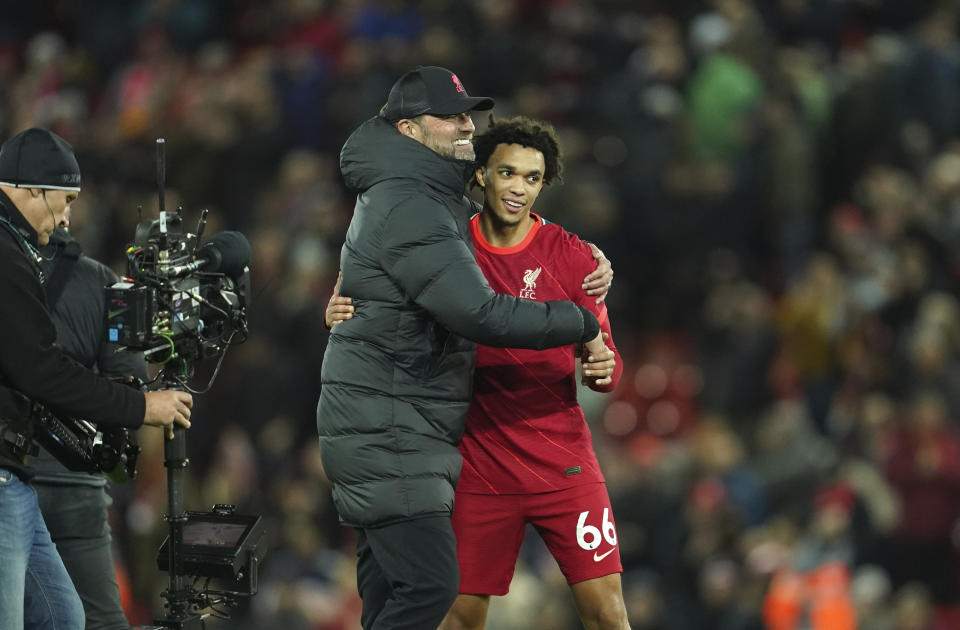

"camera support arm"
[155, 364, 206, 629]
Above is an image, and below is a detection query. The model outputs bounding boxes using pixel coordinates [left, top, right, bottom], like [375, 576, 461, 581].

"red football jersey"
[457, 213, 622, 495]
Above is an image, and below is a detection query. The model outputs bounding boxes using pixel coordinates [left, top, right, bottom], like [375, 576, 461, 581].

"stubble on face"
[24, 194, 53, 245]
[453, 140, 475, 161]
[416, 117, 475, 161]
[35, 190, 73, 245]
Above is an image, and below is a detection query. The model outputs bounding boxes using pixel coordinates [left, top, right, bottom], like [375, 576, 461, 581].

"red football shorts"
[452, 483, 623, 595]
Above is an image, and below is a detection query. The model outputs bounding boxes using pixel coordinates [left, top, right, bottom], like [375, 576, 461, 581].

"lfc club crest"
[520, 267, 541, 300]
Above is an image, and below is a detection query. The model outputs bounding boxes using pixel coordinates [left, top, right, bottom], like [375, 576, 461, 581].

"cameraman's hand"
[144, 390, 193, 440]
[325, 271, 354, 329]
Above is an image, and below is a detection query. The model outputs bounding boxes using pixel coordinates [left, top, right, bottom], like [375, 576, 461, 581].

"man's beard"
[423, 131, 474, 161]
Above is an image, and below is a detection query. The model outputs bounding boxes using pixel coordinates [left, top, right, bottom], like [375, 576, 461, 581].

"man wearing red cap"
[316, 68, 614, 630]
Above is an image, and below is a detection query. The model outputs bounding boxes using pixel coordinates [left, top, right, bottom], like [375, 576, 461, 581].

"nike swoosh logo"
[107, 308, 127, 319]
[593, 548, 616, 562]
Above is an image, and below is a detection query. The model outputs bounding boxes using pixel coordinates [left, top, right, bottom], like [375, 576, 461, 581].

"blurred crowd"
[5, 0, 960, 628]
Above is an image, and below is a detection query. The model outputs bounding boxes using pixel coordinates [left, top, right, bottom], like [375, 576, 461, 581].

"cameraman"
[32, 221, 146, 630]
[0, 127, 193, 630]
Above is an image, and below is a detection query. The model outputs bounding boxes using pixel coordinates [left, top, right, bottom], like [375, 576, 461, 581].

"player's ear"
[474, 167, 485, 188]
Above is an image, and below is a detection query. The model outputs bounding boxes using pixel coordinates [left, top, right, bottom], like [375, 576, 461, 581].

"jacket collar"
[340, 116, 473, 196]
[0, 188, 40, 248]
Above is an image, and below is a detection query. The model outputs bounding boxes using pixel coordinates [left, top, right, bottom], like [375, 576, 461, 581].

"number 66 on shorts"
[576, 508, 618, 550]
[453, 483, 623, 593]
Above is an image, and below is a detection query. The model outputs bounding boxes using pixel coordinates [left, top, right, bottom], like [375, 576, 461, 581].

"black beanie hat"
[0, 127, 81, 191]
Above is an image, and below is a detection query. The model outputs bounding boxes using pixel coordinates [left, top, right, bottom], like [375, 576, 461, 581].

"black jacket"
[0, 191, 145, 478]
[316, 116, 598, 527]
[30, 229, 148, 485]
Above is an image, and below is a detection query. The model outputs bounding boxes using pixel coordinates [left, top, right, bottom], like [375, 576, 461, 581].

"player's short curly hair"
[472, 115, 564, 186]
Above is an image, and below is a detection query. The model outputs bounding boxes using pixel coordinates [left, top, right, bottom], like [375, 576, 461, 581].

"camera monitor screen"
[158, 508, 264, 585]
[182, 520, 250, 548]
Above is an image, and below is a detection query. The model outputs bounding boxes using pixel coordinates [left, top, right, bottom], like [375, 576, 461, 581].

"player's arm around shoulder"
[556, 222, 613, 304]
[325, 272, 354, 330]
[563, 232, 622, 393]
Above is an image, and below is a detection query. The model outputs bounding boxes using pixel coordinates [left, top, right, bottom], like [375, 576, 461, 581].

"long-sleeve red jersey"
[457, 213, 622, 495]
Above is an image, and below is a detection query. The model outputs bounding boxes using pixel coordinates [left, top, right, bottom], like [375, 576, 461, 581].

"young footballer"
[442, 116, 627, 630]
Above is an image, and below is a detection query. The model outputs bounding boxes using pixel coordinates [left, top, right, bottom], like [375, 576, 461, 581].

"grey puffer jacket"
[316, 116, 597, 527]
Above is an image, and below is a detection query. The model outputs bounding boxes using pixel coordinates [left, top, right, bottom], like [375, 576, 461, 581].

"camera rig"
[109, 139, 262, 629]
[105, 206, 251, 391]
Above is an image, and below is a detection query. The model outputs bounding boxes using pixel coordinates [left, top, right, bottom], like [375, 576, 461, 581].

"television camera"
[106, 139, 263, 629]
[105, 209, 251, 384]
